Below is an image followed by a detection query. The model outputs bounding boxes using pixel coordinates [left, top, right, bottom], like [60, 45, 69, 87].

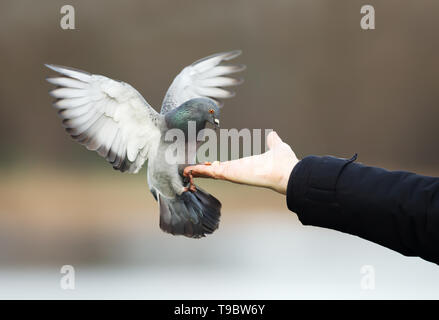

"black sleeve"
[286, 154, 439, 265]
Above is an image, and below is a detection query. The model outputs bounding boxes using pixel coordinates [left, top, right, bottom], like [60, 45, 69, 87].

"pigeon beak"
[214, 118, 220, 128]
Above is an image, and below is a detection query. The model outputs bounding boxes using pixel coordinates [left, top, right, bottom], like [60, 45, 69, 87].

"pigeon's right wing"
[160, 50, 245, 114]
[46, 64, 162, 173]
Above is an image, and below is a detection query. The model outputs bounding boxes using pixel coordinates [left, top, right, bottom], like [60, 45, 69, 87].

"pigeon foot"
[183, 170, 197, 192]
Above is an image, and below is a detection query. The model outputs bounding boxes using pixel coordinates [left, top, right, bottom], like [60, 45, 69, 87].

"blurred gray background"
[1, 0, 439, 299]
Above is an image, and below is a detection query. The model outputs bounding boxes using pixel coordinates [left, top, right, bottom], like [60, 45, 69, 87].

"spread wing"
[45, 64, 162, 173]
[160, 50, 245, 114]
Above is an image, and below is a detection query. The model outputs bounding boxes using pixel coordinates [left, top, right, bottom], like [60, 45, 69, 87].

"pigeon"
[45, 50, 245, 238]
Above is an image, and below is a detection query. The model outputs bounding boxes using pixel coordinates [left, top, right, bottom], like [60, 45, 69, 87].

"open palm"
[184, 131, 299, 194]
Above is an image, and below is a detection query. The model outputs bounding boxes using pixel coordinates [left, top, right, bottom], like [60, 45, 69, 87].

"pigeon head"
[196, 97, 220, 128]
[165, 98, 220, 135]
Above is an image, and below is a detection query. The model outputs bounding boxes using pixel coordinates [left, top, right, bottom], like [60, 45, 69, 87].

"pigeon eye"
[208, 109, 214, 114]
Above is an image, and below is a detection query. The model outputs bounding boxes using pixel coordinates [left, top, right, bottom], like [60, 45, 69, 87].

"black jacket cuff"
[286, 154, 357, 226]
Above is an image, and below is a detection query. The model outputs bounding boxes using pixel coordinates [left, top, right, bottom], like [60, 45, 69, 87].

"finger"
[183, 164, 219, 179]
[267, 131, 283, 150]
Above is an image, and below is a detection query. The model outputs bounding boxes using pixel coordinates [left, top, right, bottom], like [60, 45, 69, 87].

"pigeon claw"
[184, 170, 197, 193]
[204, 161, 212, 165]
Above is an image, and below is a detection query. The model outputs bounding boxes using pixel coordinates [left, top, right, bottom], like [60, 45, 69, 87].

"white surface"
[0, 215, 438, 299]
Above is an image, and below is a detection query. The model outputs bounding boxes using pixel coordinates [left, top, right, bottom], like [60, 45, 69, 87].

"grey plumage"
[161, 50, 245, 113]
[45, 51, 244, 238]
[159, 187, 221, 238]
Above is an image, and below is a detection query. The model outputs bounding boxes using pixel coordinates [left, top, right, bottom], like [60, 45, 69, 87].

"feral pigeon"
[45, 51, 245, 238]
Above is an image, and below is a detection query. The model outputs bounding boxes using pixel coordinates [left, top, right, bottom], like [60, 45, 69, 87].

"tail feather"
[158, 186, 221, 238]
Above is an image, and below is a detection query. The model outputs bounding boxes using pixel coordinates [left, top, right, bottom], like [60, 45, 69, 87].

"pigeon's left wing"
[46, 64, 161, 173]
[160, 50, 245, 114]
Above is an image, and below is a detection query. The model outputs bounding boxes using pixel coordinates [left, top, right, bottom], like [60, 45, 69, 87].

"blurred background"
[1, 0, 439, 299]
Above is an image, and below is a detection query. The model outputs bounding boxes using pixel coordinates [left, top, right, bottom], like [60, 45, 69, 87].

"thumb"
[267, 131, 283, 150]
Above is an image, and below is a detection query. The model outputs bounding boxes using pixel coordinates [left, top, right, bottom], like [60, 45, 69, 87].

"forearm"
[287, 155, 439, 264]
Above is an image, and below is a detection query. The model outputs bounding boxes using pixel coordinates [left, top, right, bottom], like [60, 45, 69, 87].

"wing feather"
[46, 64, 162, 173]
[46, 77, 87, 89]
[160, 50, 245, 114]
[54, 97, 91, 109]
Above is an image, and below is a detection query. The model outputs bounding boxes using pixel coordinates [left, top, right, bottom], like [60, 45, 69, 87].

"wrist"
[274, 158, 299, 195]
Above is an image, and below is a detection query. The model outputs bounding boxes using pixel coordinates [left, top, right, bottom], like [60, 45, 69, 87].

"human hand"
[183, 131, 299, 194]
